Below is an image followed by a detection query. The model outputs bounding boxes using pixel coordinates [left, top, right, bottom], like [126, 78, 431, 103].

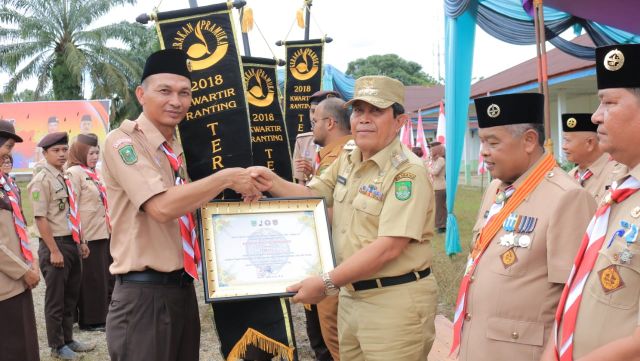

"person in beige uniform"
[65, 133, 112, 331]
[453, 93, 596, 361]
[310, 96, 353, 361]
[28, 132, 93, 360]
[103, 49, 259, 361]
[544, 44, 640, 361]
[250, 75, 438, 361]
[293, 90, 342, 186]
[0, 120, 40, 361]
[428, 141, 446, 233]
[561, 112, 618, 203]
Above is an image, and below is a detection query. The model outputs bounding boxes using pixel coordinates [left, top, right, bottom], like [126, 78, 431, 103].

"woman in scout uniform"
[0, 119, 40, 361]
[28, 131, 94, 360]
[545, 44, 640, 361]
[428, 141, 446, 233]
[66, 133, 112, 331]
[448, 93, 596, 361]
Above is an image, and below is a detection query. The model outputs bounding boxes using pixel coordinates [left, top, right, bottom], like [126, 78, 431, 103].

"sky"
[2, 0, 549, 94]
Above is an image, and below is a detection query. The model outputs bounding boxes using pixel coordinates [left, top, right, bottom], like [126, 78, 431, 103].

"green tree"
[346, 54, 439, 86]
[0, 0, 147, 102]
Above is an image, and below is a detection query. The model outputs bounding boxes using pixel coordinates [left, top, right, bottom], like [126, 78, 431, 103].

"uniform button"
[511, 332, 519, 340]
[341, 229, 346, 234]
[464, 313, 471, 321]
[470, 276, 475, 282]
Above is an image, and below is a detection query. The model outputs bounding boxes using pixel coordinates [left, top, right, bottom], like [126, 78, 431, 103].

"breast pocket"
[51, 190, 68, 214]
[352, 193, 384, 239]
[587, 250, 640, 310]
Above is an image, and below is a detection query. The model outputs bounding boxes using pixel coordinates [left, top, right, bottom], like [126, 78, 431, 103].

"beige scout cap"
[344, 75, 405, 109]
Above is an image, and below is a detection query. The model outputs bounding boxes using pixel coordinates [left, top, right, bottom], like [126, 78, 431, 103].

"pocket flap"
[486, 317, 544, 346]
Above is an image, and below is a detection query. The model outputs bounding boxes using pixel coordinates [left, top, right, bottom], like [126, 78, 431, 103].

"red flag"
[436, 101, 446, 145]
[400, 119, 414, 148]
[478, 153, 487, 175]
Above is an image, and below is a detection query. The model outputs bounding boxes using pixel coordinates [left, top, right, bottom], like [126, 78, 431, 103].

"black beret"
[561, 113, 597, 133]
[38, 132, 68, 149]
[0, 119, 23, 143]
[596, 44, 640, 89]
[77, 133, 98, 146]
[474, 93, 544, 129]
[141, 49, 192, 83]
[309, 90, 342, 105]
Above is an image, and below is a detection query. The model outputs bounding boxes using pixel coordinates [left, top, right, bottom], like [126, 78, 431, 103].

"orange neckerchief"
[470, 153, 556, 260]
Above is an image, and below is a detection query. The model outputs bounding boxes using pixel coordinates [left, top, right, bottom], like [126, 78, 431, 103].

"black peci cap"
[561, 113, 597, 133]
[141, 49, 192, 83]
[596, 44, 640, 90]
[474, 93, 544, 129]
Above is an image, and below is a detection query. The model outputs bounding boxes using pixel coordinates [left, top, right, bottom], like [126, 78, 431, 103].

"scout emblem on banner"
[242, 56, 293, 181]
[283, 39, 324, 152]
[153, 2, 253, 194]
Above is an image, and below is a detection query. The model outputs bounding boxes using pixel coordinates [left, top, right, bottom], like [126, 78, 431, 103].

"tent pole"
[535, 0, 553, 155]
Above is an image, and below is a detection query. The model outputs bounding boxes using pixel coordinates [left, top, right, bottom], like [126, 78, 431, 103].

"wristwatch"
[322, 272, 339, 296]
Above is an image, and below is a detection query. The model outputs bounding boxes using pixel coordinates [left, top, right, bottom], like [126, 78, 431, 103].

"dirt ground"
[31, 249, 314, 361]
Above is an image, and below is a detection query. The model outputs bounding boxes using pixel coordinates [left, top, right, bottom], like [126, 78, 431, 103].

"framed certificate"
[199, 197, 335, 302]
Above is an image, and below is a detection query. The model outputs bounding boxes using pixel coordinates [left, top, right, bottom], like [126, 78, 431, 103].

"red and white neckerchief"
[574, 169, 594, 186]
[80, 165, 111, 232]
[0, 173, 32, 262]
[160, 142, 202, 280]
[64, 176, 82, 244]
[554, 176, 640, 361]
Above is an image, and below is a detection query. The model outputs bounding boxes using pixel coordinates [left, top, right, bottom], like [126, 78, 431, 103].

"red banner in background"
[0, 99, 110, 172]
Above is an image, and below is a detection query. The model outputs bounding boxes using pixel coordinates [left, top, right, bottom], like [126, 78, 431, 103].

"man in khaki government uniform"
[0, 120, 40, 361]
[310, 96, 354, 361]
[545, 44, 640, 361]
[292, 90, 341, 185]
[450, 93, 596, 361]
[250, 75, 438, 361]
[428, 141, 446, 233]
[561, 112, 619, 203]
[102, 49, 259, 361]
[28, 132, 94, 360]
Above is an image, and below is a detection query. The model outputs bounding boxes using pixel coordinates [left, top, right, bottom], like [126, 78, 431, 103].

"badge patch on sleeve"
[394, 180, 412, 201]
[32, 190, 40, 201]
[118, 144, 138, 165]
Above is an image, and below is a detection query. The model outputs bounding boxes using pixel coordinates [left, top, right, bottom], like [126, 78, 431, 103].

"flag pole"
[534, 0, 553, 155]
[304, 0, 312, 40]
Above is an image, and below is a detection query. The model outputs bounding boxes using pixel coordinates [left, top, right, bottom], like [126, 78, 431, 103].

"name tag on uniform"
[337, 175, 347, 185]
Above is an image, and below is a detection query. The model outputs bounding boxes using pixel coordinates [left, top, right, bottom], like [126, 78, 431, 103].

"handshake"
[223, 166, 279, 202]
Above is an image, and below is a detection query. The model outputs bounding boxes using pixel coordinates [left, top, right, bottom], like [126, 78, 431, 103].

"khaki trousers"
[317, 295, 340, 360]
[338, 275, 438, 361]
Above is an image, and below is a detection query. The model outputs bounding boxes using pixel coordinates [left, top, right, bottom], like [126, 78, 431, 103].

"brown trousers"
[435, 189, 447, 229]
[106, 281, 200, 361]
[0, 290, 40, 361]
[78, 238, 114, 326]
[39, 238, 82, 348]
[317, 295, 340, 361]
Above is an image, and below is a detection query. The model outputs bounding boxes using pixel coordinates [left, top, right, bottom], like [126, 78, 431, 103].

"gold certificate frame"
[199, 197, 335, 302]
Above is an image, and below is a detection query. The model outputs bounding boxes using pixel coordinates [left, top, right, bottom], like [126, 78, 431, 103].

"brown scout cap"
[344, 75, 405, 109]
[77, 133, 98, 146]
[38, 131, 68, 149]
[0, 119, 23, 143]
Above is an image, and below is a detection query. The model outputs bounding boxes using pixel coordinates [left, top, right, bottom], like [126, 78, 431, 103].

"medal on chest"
[608, 219, 639, 265]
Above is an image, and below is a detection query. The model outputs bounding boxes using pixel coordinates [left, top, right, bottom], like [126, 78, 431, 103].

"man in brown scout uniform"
[427, 141, 446, 233]
[0, 119, 40, 361]
[545, 44, 640, 361]
[449, 93, 596, 361]
[561, 112, 619, 203]
[102, 49, 260, 361]
[292, 90, 341, 185]
[310, 96, 353, 361]
[250, 75, 438, 361]
[28, 131, 94, 360]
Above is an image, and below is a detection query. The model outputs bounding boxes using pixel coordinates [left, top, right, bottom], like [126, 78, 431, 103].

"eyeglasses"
[310, 117, 331, 129]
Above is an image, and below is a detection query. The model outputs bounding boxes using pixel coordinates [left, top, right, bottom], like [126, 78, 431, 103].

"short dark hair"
[320, 98, 350, 131]
[392, 103, 405, 118]
[507, 123, 545, 147]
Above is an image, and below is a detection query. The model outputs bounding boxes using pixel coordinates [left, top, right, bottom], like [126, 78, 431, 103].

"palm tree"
[0, 0, 152, 103]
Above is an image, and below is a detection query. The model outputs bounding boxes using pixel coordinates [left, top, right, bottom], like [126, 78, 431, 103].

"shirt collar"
[585, 152, 611, 174]
[348, 138, 402, 169]
[44, 161, 64, 178]
[137, 114, 183, 156]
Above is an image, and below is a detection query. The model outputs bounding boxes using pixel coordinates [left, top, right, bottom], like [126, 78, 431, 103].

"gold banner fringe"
[226, 328, 295, 361]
